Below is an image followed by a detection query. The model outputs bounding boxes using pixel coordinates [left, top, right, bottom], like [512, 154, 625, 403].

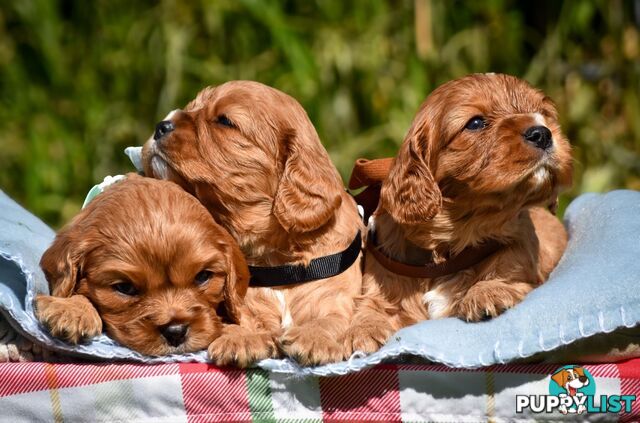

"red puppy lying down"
[35, 174, 249, 355]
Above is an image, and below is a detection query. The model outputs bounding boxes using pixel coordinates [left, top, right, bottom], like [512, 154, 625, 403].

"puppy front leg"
[451, 279, 535, 322]
[341, 276, 397, 355]
[342, 307, 396, 356]
[279, 315, 352, 366]
[35, 294, 103, 344]
[208, 324, 280, 368]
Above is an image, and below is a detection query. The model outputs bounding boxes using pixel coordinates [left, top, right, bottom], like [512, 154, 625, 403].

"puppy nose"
[579, 376, 588, 383]
[523, 125, 552, 150]
[154, 120, 175, 141]
[159, 323, 188, 347]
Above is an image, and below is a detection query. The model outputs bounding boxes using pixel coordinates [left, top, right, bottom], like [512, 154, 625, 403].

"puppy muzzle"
[154, 120, 175, 140]
[159, 323, 189, 347]
[523, 125, 553, 151]
[152, 109, 180, 141]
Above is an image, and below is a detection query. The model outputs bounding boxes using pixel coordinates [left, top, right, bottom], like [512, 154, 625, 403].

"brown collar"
[348, 158, 394, 221]
[366, 235, 503, 279]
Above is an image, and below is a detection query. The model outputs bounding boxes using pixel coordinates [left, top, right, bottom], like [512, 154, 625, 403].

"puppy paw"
[342, 319, 394, 355]
[208, 329, 278, 368]
[454, 281, 534, 322]
[280, 326, 346, 366]
[35, 295, 102, 343]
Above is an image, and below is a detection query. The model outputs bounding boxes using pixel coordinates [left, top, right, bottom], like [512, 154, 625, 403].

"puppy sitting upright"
[35, 174, 249, 355]
[347, 73, 572, 353]
[142, 81, 364, 366]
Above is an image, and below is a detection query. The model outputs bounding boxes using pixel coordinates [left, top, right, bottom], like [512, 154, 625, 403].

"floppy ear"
[273, 128, 342, 233]
[39, 230, 89, 298]
[223, 241, 250, 323]
[380, 128, 442, 225]
[574, 367, 586, 377]
[551, 370, 568, 388]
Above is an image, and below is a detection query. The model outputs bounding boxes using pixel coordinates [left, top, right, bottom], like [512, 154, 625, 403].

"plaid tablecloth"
[1, 359, 639, 422]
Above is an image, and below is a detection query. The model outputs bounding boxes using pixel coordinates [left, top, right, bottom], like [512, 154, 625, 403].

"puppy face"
[551, 367, 589, 391]
[141, 81, 344, 237]
[381, 73, 572, 225]
[40, 174, 249, 355]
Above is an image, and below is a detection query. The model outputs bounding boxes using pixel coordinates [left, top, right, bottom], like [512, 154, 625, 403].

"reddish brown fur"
[345, 74, 573, 354]
[35, 174, 249, 355]
[141, 81, 364, 366]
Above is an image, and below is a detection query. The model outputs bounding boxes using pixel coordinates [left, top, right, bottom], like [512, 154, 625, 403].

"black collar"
[248, 231, 362, 287]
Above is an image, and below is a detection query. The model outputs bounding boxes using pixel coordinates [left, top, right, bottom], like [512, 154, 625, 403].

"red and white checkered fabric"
[1, 359, 639, 422]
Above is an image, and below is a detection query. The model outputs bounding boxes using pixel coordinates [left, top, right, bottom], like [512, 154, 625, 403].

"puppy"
[141, 81, 364, 366]
[346, 73, 572, 353]
[35, 174, 249, 355]
[551, 366, 590, 414]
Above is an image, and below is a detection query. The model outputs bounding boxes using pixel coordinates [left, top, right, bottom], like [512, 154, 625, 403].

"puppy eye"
[464, 116, 486, 131]
[216, 115, 235, 128]
[112, 281, 139, 296]
[194, 270, 213, 286]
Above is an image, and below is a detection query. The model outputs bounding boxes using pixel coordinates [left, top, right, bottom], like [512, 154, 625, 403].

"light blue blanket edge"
[1, 189, 638, 377]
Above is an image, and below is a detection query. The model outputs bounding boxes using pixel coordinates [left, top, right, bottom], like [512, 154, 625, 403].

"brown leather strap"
[348, 158, 394, 189]
[366, 236, 504, 279]
[348, 158, 394, 220]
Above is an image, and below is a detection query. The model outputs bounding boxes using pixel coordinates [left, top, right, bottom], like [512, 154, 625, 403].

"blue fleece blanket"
[1, 188, 639, 376]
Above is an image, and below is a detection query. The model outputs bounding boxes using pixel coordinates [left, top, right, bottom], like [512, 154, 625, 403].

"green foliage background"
[1, 0, 639, 227]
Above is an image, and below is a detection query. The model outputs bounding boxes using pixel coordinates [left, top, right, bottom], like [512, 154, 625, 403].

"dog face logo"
[551, 366, 590, 396]
[549, 366, 595, 415]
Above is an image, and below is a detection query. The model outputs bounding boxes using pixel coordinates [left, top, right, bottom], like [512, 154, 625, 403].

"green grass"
[0, 0, 638, 227]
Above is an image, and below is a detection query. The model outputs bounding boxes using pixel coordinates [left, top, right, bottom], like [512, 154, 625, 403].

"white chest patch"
[423, 288, 451, 319]
[273, 290, 293, 329]
[532, 166, 549, 187]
